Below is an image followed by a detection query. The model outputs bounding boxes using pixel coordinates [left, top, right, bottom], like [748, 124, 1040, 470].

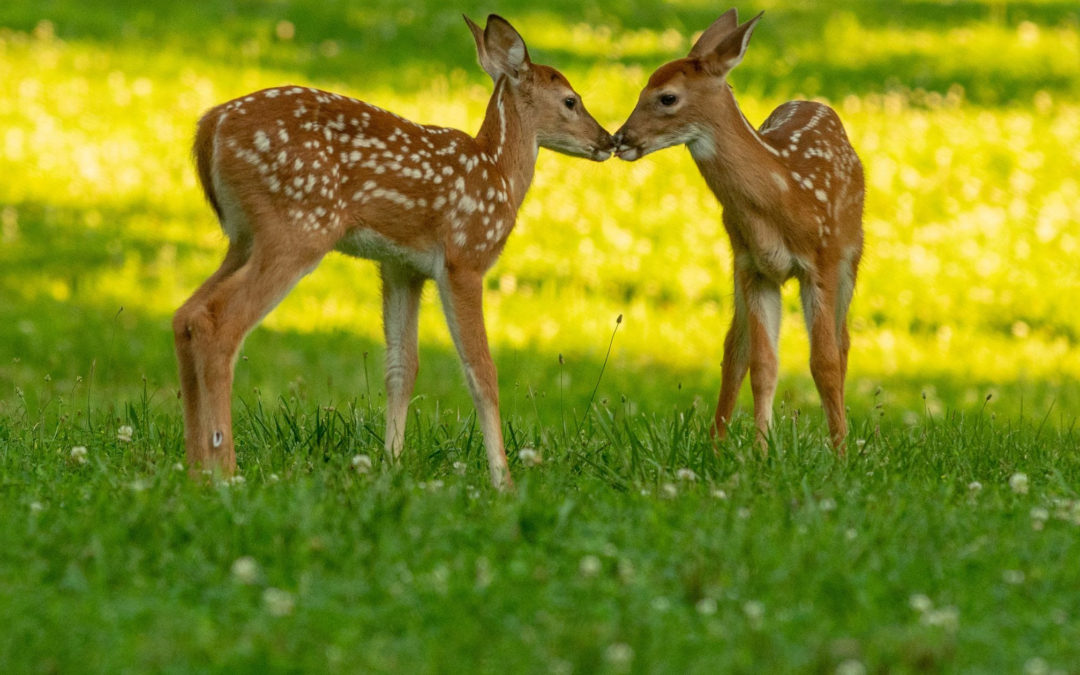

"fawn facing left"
[174, 15, 613, 488]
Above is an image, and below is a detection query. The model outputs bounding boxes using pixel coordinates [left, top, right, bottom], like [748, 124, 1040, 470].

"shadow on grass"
[4, 1, 1078, 104]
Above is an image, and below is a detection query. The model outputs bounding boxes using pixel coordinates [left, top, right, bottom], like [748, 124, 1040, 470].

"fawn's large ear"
[464, 14, 531, 83]
[687, 8, 739, 59]
[698, 11, 763, 79]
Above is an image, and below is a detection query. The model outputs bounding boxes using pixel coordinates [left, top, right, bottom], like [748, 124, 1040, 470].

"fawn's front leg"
[436, 265, 511, 490]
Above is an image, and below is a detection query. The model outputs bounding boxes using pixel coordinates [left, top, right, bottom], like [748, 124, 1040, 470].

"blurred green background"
[1, 0, 1079, 434]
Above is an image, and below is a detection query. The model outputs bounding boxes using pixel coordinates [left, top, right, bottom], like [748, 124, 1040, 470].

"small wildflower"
[1003, 569, 1026, 585]
[227, 475, 245, 486]
[604, 642, 634, 669]
[1031, 507, 1049, 531]
[835, 660, 867, 675]
[117, 425, 133, 442]
[452, 461, 467, 475]
[819, 497, 837, 512]
[262, 587, 294, 616]
[172, 462, 185, 472]
[661, 482, 678, 499]
[675, 467, 697, 482]
[518, 447, 542, 467]
[129, 478, 150, 492]
[70, 446, 88, 465]
[737, 507, 751, 519]
[921, 606, 959, 632]
[968, 481, 982, 492]
[268, 473, 280, 483]
[651, 596, 671, 612]
[579, 554, 602, 578]
[845, 528, 858, 540]
[743, 600, 765, 627]
[711, 488, 728, 499]
[231, 556, 260, 585]
[909, 593, 933, 613]
[351, 454, 372, 474]
[1024, 657, 1050, 675]
[695, 597, 718, 615]
[1009, 472, 1029, 494]
[29, 501, 43, 512]
[422, 479, 444, 492]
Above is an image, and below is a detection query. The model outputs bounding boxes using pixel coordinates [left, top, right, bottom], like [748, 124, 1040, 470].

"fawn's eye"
[564, 96, 577, 110]
[659, 93, 678, 106]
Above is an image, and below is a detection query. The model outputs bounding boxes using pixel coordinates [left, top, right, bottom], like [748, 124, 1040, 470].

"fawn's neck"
[688, 84, 784, 210]
[475, 76, 536, 212]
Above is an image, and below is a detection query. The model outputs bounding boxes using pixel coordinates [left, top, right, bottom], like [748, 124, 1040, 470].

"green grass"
[2, 0, 1080, 671]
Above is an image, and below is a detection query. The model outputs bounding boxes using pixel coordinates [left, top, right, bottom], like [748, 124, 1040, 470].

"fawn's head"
[465, 14, 613, 161]
[613, 9, 762, 161]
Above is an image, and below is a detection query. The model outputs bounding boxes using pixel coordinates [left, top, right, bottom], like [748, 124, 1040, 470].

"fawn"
[613, 9, 865, 451]
[174, 15, 613, 487]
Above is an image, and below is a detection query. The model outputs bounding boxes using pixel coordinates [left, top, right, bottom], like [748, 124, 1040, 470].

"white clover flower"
[743, 600, 765, 627]
[1010, 472, 1029, 494]
[268, 473, 280, 483]
[262, 587, 294, 616]
[452, 461, 467, 475]
[117, 425, 133, 442]
[909, 593, 933, 613]
[835, 659, 867, 675]
[1003, 569, 1026, 585]
[518, 447, 542, 467]
[737, 507, 752, 519]
[351, 454, 372, 474]
[1023, 657, 1050, 675]
[172, 462, 185, 472]
[675, 467, 697, 482]
[604, 642, 634, 669]
[968, 481, 983, 492]
[661, 482, 678, 499]
[921, 606, 959, 632]
[579, 554, 602, 578]
[695, 597, 717, 615]
[651, 596, 672, 612]
[70, 446, 88, 464]
[711, 488, 728, 500]
[231, 556, 260, 585]
[29, 501, 44, 512]
[227, 475, 245, 486]
[819, 497, 837, 512]
[1030, 507, 1049, 522]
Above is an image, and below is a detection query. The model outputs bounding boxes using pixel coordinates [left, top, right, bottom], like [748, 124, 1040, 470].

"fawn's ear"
[698, 11, 763, 80]
[688, 8, 739, 59]
[465, 14, 531, 83]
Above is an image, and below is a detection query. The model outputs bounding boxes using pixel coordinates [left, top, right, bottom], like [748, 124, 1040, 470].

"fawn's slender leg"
[173, 237, 251, 472]
[436, 265, 511, 489]
[180, 232, 324, 475]
[381, 262, 425, 460]
[713, 279, 750, 439]
[802, 274, 846, 451]
[742, 270, 782, 451]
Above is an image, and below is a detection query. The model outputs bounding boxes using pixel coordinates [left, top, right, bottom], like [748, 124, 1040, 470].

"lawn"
[1, 1, 1079, 672]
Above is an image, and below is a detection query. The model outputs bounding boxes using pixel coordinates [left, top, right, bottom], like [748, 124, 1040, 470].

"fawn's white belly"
[336, 227, 442, 277]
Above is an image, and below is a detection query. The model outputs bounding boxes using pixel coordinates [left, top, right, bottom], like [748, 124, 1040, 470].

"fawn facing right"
[614, 9, 865, 451]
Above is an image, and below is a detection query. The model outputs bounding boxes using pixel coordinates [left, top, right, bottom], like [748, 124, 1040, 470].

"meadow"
[1, 0, 1079, 672]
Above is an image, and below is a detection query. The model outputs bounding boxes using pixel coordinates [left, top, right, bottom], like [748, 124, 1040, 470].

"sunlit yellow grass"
[2, 20, 1078, 417]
